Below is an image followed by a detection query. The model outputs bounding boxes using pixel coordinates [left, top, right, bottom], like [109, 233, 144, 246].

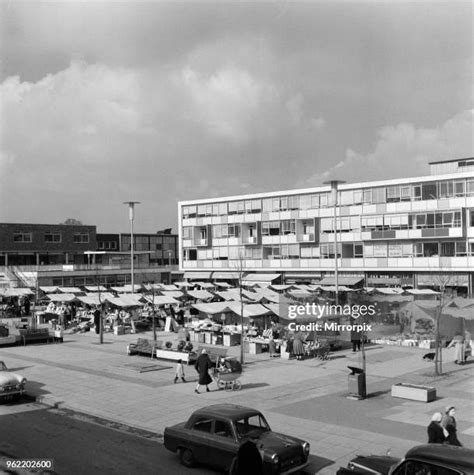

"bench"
[195, 345, 229, 365]
[18, 329, 54, 346]
[127, 338, 157, 359]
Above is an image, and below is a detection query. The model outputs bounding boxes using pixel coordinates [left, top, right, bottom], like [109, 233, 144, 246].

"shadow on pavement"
[366, 389, 391, 398]
[242, 382, 270, 390]
[304, 454, 334, 473]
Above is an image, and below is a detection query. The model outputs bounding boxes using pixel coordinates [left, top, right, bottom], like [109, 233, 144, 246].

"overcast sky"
[0, 1, 472, 233]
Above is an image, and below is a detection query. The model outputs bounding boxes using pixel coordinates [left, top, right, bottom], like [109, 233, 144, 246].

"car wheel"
[179, 448, 195, 468]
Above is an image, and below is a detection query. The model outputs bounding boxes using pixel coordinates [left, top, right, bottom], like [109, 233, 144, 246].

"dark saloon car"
[337, 444, 474, 475]
[164, 404, 310, 474]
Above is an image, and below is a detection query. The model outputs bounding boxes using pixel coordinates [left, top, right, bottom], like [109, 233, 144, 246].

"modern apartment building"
[178, 158, 474, 294]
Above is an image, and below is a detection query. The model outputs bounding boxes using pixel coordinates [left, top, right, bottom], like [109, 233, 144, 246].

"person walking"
[441, 406, 462, 446]
[427, 412, 447, 444]
[174, 359, 186, 384]
[194, 349, 213, 394]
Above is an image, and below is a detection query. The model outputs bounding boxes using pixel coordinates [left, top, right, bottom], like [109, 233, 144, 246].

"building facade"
[178, 158, 474, 294]
[0, 223, 97, 266]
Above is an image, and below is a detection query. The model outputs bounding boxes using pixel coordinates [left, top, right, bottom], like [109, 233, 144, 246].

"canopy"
[187, 290, 215, 301]
[160, 290, 185, 299]
[269, 284, 296, 291]
[160, 284, 179, 291]
[194, 282, 215, 289]
[316, 285, 354, 292]
[318, 276, 363, 286]
[406, 289, 440, 295]
[287, 290, 313, 299]
[192, 302, 231, 315]
[105, 294, 145, 308]
[226, 302, 273, 318]
[58, 287, 83, 294]
[144, 295, 180, 306]
[173, 281, 195, 288]
[84, 285, 107, 292]
[47, 293, 78, 303]
[85, 292, 115, 301]
[40, 286, 60, 293]
[111, 284, 141, 293]
[77, 295, 102, 306]
[215, 289, 243, 301]
[372, 287, 405, 295]
[214, 282, 231, 288]
[183, 271, 212, 280]
[243, 273, 281, 283]
[0, 287, 34, 297]
[211, 271, 239, 280]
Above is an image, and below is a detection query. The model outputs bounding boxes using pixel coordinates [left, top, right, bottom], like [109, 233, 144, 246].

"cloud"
[298, 110, 474, 187]
[0, 60, 325, 230]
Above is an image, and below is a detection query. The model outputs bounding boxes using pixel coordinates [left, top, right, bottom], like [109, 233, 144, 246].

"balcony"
[243, 236, 258, 245]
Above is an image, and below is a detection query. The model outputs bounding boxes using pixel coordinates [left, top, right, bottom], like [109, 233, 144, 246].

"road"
[0, 400, 216, 475]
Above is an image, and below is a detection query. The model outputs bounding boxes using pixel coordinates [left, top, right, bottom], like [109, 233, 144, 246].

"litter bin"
[348, 366, 366, 399]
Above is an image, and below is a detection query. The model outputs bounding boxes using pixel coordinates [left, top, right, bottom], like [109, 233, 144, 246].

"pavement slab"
[1, 329, 473, 474]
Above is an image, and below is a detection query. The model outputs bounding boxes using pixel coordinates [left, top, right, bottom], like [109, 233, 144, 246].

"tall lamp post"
[123, 201, 140, 294]
[323, 180, 345, 306]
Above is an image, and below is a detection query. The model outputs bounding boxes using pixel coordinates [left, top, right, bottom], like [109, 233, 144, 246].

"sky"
[0, 0, 472, 233]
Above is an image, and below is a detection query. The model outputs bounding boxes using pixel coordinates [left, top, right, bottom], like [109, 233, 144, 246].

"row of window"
[183, 209, 470, 242]
[182, 179, 474, 218]
[184, 241, 474, 261]
[13, 232, 90, 243]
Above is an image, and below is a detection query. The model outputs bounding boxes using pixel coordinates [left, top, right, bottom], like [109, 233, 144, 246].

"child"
[174, 359, 186, 384]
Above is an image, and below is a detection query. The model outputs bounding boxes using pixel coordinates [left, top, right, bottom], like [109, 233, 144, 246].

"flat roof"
[178, 170, 474, 206]
[428, 157, 474, 165]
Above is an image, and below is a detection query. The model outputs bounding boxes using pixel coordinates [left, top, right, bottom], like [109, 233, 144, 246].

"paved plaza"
[1, 329, 473, 474]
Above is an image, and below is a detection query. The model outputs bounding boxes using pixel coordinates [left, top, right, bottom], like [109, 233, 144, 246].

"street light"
[323, 180, 345, 306]
[123, 201, 140, 294]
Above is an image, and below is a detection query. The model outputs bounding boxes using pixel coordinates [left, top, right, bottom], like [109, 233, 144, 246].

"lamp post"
[323, 180, 345, 306]
[123, 201, 140, 294]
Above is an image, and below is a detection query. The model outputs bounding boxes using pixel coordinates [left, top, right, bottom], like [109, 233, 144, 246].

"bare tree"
[432, 261, 454, 376]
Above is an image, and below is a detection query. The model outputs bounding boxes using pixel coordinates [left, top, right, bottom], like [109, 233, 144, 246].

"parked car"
[0, 361, 27, 401]
[164, 404, 310, 474]
[337, 444, 474, 474]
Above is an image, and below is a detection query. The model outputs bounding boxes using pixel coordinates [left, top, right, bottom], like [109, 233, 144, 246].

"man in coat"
[194, 349, 213, 394]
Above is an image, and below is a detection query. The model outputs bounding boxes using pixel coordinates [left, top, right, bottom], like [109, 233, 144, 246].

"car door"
[209, 419, 240, 470]
[187, 416, 214, 464]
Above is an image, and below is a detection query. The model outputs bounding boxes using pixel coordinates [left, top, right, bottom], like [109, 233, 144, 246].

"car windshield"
[234, 414, 271, 439]
[0, 362, 7, 371]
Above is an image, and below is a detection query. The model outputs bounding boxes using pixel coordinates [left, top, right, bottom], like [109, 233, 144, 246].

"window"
[354, 244, 363, 258]
[183, 205, 197, 219]
[439, 181, 454, 198]
[228, 224, 241, 238]
[456, 241, 467, 256]
[414, 243, 423, 257]
[234, 414, 270, 438]
[470, 210, 474, 227]
[13, 232, 32, 242]
[423, 242, 439, 257]
[372, 187, 386, 203]
[363, 189, 372, 203]
[422, 183, 438, 200]
[192, 418, 213, 433]
[182, 227, 193, 240]
[391, 460, 458, 475]
[288, 195, 299, 210]
[44, 232, 61, 243]
[73, 233, 89, 243]
[214, 420, 233, 438]
[441, 242, 455, 257]
[281, 220, 295, 235]
[454, 180, 465, 197]
[467, 179, 474, 196]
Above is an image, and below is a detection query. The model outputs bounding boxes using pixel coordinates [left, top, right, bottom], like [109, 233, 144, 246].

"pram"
[305, 340, 330, 360]
[214, 357, 242, 391]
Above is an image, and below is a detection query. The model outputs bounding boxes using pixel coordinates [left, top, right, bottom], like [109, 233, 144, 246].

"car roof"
[192, 404, 263, 420]
[406, 444, 474, 469]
